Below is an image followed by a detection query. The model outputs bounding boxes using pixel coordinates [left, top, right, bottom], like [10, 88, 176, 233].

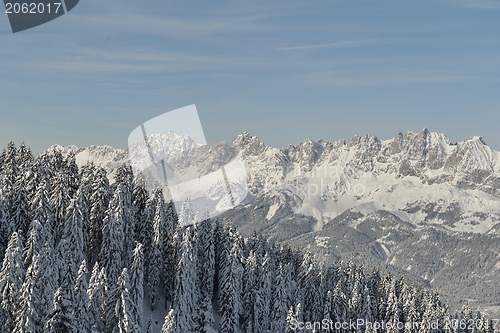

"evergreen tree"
[404, 297, 420, 333]
[104, 269, 123, 333]
[363, 286, 376, 325]
[17, 143, 33, 175]
[79, 162, 96, 255]
[2, 142, 18, 190]
[295, 251, 321, 323]
[116, 268, 140, 333]
[323, 290, 334, 333]
[331, 281, 348, 331]
[131, 175, 148, 245]
[0, 232, 25, 333]
[89, 167, 111, 265]
[0, 148, 4, 172]
[12, 176, 30, 235]
[142, 188, 157, 288]
[270, 263, 293, 333]
[293, 303, 310, 333]
[117, 177, 135, 267]
[147, 189, 164, 310]
[114, 164, 134, 186]
[78, 186, 91, 259]
[173, 223, 198, 333]
[349, 272, 364, 314]
[219, 241, 243, 333]
[442, 307, 452, 333]
[57, 189, 86, 288]
[0, 193, 14, 259]
[418, 293, 437, 333]
[14, 254, 42, 333]
[177, 197, 195, 227]
[46, 148, 65, 176]
[232, 226, 244, 316]
[90, 325, 101, 333]
[30, 177, 54, 240]
[367, 267, 381, 321]
[23, 219, 52, 269]
[65, 152, 81, 199]
[74, 260, 90, 333]
[163, 200, 177, 305]
[99, 185, 126, 285]
[87, 263, 107, 333]
[213, 218, 224, 295]
[129, 242, 144, 328]
[386, 278, 402, 328]
[79, 162, 96, 201]
[197, 215, 215, 332]
[242, 250, 262, 333]
[26, 158, 45, 201]
[50, 171, 71, 243]
[259, 251, 274, 331]
[44, 287, 77, 333]
[38, 241, 59, 325]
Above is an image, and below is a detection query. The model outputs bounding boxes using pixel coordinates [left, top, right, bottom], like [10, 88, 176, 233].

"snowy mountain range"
[49, 129, 500, 316]
[52, 129, 500, 233]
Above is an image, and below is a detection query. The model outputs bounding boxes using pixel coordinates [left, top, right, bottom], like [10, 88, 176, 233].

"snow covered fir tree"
[0, 141, 498, 333]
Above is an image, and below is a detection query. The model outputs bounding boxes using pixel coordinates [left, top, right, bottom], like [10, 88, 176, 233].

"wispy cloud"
[67, 11, 270, 39]
[277, 39, 382, 51]
[442, 0, 500, 10]
[3, 47, 230, 74]
[296, 70, 464, 87]
[105, 86, 182, 96]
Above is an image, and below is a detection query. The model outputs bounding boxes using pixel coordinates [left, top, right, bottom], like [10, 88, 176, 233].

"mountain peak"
[233, 132, 265, 154]
[463, 136, 487, 145]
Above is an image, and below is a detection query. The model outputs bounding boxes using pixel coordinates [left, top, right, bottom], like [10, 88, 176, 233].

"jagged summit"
[464, 135, 487, 144]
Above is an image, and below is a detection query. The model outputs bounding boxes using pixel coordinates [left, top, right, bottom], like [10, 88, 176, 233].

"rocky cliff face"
[229, 130, 500, 234]
[235, 129, 500, 196]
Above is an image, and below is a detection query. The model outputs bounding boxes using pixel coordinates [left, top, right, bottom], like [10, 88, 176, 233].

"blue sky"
[1, 0, 500, 152]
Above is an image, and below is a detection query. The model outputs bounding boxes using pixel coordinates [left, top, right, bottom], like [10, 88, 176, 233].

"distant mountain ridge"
[231, 129, 500, 234]
[48, 128, 500, 234]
